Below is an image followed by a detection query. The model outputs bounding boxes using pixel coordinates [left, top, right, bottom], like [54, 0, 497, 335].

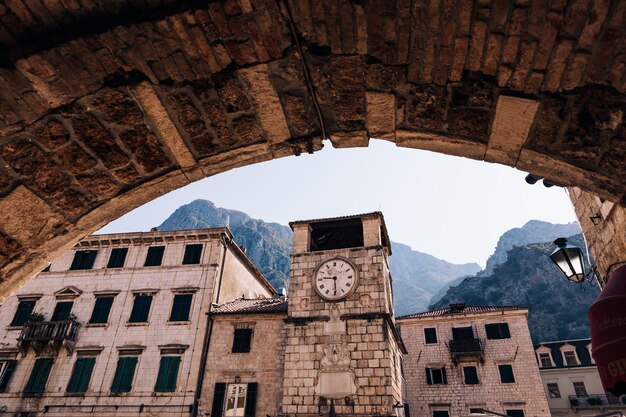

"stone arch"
[0, 0, 625, 297]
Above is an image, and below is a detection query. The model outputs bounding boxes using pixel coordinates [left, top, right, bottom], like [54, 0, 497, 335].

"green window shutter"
[107, 248, 128, 268]
[70, 250, 98, 270]
[183, 244, 203, 264]
[25, 358, 53, 394]
[169, 294, 192, 321]
[89, 297, 113, 324]
[244, 382, 258, 417]
[155, 356, 181, 392]
[11, 300, 36, 326]
[111, 357, 137, 393]
[425, 368, 432, 385]
[0, 360, 17, 392]
[67, 358, 95, 393]
[211, 383, 226, 417]
[442, 367, 448, 385]
[232, 329, 252, 353]
[144, 246, 165, 266]
[129, 295, 152, 323]
[51, 301, 74, 321]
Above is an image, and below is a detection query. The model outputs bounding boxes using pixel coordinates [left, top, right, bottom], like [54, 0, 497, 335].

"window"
[547, 383, 561, 398]
[128, 294, 153, 323]
[573, 381, 587, 396]
[485, 323, 511, 339]
[69, 250, 98, 270]
[564, 351, 578, 366]
[169, 294, 193, 322]
[182, 244, 203, 265]
[111, 356, 138, 393]
[469, 409, 484, 414]
[433, 411, 449, 417]
[51, 301, 74, 321]
[0, 360, 17, 392]
[424, 328, 437, 344]
[425, 367, 447, 385]
[66, 357, 95, 393]
[89, 296, 114, 324]
[539, 353, 552, 367]
[154, 356, 181, 392]
[144, 246, 165, 267]
[232, 328, 253, 353]
[10, 300, 36, 326]
[463, 366, 479, 385]
[107, 248, 128, 268]
[452, 326, 474, 340]
[498, 364, 515, 383]
[211, 382, 258, 417]
[506, 411, 524, 417]
[24, 358, 53, 394]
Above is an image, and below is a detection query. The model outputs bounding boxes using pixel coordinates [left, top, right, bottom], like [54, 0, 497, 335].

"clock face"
[314, 257, 358, 301]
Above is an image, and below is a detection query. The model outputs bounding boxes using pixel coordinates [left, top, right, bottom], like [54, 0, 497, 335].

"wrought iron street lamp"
[549, 237, 602, 287]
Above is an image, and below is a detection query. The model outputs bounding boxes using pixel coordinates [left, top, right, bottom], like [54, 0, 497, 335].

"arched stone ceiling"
[0, 0, 624, 298]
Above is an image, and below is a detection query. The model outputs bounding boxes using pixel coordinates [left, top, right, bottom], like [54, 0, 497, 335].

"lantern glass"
[550, 244, 586, 283]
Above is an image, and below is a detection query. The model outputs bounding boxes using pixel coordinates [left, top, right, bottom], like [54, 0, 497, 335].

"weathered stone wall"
[399, 310, 550, 417]
[199, 312, 287, 417]
[569, 187, 626, 283]
[0, 0, 625, 299]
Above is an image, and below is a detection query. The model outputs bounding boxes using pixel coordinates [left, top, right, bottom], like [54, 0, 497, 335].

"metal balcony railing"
[569, 394, 625, 408]
[17, 320, 80, 355]
[448, 339, 484, 364]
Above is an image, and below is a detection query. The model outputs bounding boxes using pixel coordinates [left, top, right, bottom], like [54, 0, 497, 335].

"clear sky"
[97, 139, 578, 268]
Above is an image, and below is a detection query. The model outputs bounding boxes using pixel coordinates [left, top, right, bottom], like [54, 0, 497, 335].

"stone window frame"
[231, 323, 255, 353]
[535, 346, 554, 368]
[87, 290, 121, 327]
[8, 294, 42, 329]
[546, 382, 561, 398]
[560, 344, 580, 367]
[127, 289, 159, 325]
[429, 405, 451, 417]
[66, 348, 104, 396]
[111, 345, 146, 395]
[423, 327, 438, 344]
[167, 287, 199, 324]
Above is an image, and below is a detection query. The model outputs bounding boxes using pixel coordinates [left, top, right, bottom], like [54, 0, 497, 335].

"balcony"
[448, 339, 484, 364]
[569, 395, 625, 409]
[17, 320, 81, 355]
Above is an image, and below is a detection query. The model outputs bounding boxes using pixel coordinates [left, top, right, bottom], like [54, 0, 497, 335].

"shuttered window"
[212, 383, 258, 417]
[111, 356, 138, 393]
[154, 356, 181, 392]
[11, 300, 36, 326]
[424, 328, 438, 344]
[51, 301, 73, 321]
[107, 248, 128, 268]
[129, 295, 152, 323]
[0, 360, 17, 392]
[463, 366, 479, 384]
[232, 329, 252, 353]
[498, 364, 515, 383]
[211, 383, 227, 417]
[89, 297, 114, 324]
[485, 323, 511, 339]
[425, 367, 447, 385]
[169, 294, 192, 322]
[70, 250, 98, 270]
[67, 357, 95, 393]
[182, 244, 203, 265]
[144, 246, 165, 267]
[24, 358, 53, 394]
[433, 411, 449, 417]
[506, 410, 524, 417]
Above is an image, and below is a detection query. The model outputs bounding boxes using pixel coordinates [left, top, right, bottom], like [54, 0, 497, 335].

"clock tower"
[281, 213, 406, 417]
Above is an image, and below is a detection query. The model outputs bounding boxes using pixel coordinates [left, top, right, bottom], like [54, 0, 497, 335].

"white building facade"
[0, 228, 274, 416]
[398, 304, 551, 417]
[535, 338, 626, 417]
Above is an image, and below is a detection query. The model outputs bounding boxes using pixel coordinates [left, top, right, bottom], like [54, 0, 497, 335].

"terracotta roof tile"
[212, 298, 288, 315]
[397, 304, 527, 319]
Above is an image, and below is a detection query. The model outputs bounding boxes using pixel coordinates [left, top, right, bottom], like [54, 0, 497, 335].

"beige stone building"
[0, 228, 275, 416]
[0, 212, 407, 417]
[398, 304, 551, 417]
[535, 338, 626, 417]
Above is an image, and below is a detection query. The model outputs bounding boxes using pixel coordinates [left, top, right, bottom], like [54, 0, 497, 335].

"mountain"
[158, 200, 477, 313]
[430, 234, 599, 343]
[481, 220, 581, 276]
[159, 200, 293, 290]
[389, 242, 480, 316]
